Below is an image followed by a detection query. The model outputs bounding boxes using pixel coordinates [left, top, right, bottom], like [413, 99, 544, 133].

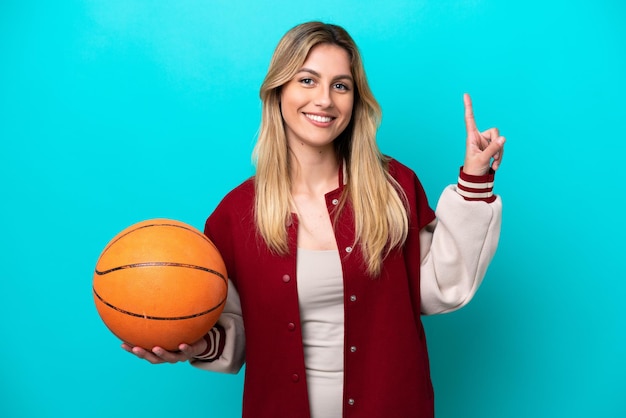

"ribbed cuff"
[456, 167, 497, 203]
[193, 325, 226, 362]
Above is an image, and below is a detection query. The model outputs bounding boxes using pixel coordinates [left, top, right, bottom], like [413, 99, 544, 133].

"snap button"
[282, 274, 291, 283]
[345, 246, 352, 253]
[348, 398, 355, 406]
[350, 346, 357, 352]
[350, 295, 357, 302]
[287, 322, 296, 331]
[291, 373, 300, 382]
[331, 198, 339, 205]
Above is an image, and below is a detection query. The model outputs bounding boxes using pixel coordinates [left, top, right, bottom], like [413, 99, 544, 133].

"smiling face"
[280, 43, 354, 155]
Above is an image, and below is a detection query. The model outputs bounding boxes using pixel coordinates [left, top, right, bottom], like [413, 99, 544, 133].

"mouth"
[304, 113, 335, 124]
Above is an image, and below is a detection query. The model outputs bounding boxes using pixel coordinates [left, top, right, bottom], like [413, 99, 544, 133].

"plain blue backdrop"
[1, 1, 624, 417]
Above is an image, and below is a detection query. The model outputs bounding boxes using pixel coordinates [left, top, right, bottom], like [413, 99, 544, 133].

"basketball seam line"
[99, 222, 218, 257]
[94, 262, 226, 281]
[92, 287, 226, 320]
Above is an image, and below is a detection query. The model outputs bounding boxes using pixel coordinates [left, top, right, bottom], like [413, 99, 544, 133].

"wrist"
[192, 325, 226, 362]
[456, 166, 496, 203]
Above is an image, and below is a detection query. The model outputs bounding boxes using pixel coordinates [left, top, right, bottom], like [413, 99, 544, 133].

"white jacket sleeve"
[420, 184, 502, 315]
[190, 278, 246, 373]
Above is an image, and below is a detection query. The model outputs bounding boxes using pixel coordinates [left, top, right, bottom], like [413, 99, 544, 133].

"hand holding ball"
[93, 219, 227, 351]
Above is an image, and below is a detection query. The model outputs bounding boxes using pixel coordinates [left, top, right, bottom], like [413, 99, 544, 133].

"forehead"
[300, 43, 352, 76]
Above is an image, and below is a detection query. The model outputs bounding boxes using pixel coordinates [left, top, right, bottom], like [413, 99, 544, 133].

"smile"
[304, 113, 334, 123]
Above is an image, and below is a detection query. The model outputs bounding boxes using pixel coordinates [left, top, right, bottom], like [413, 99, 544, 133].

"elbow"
[421, 276, 481, 315]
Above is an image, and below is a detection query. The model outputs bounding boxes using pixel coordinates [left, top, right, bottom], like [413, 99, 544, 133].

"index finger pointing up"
[464, 93, 478, 134]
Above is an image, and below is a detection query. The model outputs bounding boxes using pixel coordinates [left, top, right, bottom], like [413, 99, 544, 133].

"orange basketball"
[93, 219, 227, 351]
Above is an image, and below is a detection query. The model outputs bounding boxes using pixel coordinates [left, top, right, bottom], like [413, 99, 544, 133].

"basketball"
[93, 219, 228, 351]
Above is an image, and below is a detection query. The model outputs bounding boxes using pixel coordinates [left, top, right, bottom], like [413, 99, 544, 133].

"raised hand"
[462, 93, 505, 176]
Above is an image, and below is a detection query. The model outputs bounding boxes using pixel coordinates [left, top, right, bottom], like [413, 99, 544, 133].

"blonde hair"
[253, 22, 409, 276]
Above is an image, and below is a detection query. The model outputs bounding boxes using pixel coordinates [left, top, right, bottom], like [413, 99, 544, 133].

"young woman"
[124, 21, 505, 418]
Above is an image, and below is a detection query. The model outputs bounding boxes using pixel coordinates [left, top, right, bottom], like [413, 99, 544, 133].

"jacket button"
[348, 398, 355, 406]
[350, 346, 357, 353]
[331, 198, 339, 205]
[345, 246, 353, 253]
[291, 373, 300, 382]
[350, 295, 357, 302]
[282, 274, 291, 283]
[287, 322, 296, 331]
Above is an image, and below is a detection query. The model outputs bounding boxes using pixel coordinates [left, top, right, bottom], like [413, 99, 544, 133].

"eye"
[299, 78, 315, 86]
[333, 83, 351, 92]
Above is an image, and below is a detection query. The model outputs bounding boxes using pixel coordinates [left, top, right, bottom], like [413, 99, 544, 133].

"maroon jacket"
[203, 159, 437, 417]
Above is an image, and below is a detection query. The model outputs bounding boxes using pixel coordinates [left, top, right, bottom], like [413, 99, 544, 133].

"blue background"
[1, 1, 624, 417]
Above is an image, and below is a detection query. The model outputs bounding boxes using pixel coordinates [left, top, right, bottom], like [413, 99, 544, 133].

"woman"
[124, 21, 505, 417]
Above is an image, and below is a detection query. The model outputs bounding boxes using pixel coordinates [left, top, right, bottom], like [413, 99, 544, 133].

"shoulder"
[205, 177, 255, 242]
[207, 177, 255, 228]
[214, 177, 255, 212]
[385, 157, 420, 188]
[385, 157, 436, 224]
[204, 177, 257, 279]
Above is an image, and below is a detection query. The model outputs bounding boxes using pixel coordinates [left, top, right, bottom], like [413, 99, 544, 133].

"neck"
[289, 147, 339, 195]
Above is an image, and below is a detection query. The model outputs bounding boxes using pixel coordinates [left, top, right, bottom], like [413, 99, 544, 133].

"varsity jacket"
[191, 159, 502, 417]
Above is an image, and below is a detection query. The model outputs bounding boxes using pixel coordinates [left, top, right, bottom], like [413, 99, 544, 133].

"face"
[280, 43, 354, 153]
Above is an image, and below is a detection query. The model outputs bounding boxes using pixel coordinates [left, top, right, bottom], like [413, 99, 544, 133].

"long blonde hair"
[253, 22, 408, 276]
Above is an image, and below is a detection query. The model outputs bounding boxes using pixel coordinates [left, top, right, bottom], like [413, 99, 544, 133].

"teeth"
[305, 113, 332, 123]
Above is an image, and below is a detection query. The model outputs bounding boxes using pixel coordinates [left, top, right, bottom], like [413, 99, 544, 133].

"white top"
[296, 247, 344, 418]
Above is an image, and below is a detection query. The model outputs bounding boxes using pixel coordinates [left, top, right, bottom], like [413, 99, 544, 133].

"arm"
[420, 170, 501, 314]
[122, 189, 249, 369]
[419, 93, 505, 314]
[190, 279, 245, 373]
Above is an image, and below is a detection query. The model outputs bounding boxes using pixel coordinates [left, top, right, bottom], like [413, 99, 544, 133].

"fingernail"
[497, 136, 505, 145]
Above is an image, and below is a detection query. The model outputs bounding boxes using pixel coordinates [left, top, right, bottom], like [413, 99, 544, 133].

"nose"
[313, 86, 333, 108]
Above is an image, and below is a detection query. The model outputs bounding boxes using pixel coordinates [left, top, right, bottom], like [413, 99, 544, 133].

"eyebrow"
[297, 68, 354, 83]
